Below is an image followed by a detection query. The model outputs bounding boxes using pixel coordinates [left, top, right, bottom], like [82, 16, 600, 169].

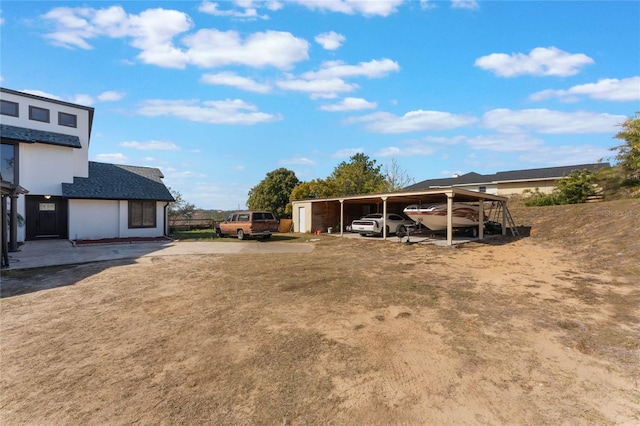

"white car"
[351, 213, 416, 237]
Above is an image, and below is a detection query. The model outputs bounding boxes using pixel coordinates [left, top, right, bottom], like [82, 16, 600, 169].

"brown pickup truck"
[216, 211, 279, 240]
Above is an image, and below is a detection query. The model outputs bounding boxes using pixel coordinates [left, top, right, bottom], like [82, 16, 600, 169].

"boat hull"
[403, 203, 485, 231]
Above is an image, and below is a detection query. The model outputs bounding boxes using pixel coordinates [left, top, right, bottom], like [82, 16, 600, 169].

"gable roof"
[0, 124, 82, 149]
[406, 163, 609, 191]
[62, 162, 175, 201]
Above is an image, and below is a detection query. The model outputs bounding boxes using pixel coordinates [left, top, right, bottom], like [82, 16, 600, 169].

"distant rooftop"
[405, 163, 610, 191]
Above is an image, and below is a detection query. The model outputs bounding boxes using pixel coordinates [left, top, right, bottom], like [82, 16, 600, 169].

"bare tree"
[383, 158, 415, 192]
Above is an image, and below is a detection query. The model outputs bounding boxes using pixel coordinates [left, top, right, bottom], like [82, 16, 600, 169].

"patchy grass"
[1, 199, 639, 424]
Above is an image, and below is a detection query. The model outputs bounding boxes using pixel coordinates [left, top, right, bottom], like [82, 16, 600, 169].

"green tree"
[168, 187, 196, 221]
[611, 113, 640, 181]
[286, 179, 332, 215]
[247, 168, 300, 219]
[328, 153, 386, 196]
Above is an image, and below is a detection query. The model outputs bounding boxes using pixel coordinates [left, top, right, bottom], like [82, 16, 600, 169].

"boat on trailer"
[403, 203, 487, 231]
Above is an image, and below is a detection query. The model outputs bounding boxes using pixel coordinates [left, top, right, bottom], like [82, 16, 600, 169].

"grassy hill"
[509, 198, 640, 279]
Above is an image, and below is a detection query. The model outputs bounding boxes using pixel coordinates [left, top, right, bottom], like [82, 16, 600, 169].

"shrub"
[524, 169, 596, 207]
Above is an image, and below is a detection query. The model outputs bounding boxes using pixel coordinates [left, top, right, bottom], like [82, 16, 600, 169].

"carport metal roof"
[293, 187, 510, 246]
[315, 187, 507, 205]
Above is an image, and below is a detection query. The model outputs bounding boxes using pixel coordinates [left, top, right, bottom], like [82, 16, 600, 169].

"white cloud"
[315, 31, 345, 50]
[42, 6, 193, 68]
[201, 72, 272, 93]
[276, 77, 358, 98]
[41, 6, 308, 70]
[320, 97, 377, 112]
[423, 135, 465, 145]
[303, 58, 400, 80]
[347, 110, 477, 133]
[517, 145, 612, 166]
[70, 93, 95, 106]
[451, 0, 479, 10]
[293, 0, 404, 17]
[530, 76, 640, 102]
[97, 90, 126, 101]
[120, 140, 180, 151]
[474, 47, 594, 77]
[197, 0, 268, 20]
[482, 108, 626, 134]
[136, 98, 282, 125]
[94, 153, 129, 164]
[466, 134, 544, 152]
[275, 58, 398, 98]
[21, 89, 61, 100]
[420, 0, 436, 10]
[333, 147, 364, 158]
[279, 156, 316, 165]
[375, 141, 436, 157]
[183, 29, 309, 70]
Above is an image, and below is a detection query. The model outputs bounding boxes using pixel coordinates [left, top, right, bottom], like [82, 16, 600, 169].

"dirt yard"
[1, 200, 639, 425]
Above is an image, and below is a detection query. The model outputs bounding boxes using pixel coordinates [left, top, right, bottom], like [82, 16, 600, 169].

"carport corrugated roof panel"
[294, 188, 507, 205]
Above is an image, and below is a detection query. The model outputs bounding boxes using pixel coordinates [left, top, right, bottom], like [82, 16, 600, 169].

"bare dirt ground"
[1, 199, 639, 425]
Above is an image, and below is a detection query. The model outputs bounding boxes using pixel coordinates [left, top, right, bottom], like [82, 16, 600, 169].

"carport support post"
[9, 194, 18, 252]
[478, 199, 484, 241]
[382, 196, 388, 239]
[446, 194, 453, 246]
[339, 199, 344, 236]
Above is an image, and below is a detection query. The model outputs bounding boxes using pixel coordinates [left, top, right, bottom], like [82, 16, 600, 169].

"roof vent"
[452, 173, 460, 178]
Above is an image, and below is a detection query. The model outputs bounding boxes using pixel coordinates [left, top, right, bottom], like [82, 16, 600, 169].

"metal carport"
[291, 188, 512, 246]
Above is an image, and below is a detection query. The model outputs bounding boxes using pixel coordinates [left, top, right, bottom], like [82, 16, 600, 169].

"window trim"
[1, 100, 19, 117]
[58, 111, 77, 128]
[128, 200, 157, 229]
[29, 105, 50, 123]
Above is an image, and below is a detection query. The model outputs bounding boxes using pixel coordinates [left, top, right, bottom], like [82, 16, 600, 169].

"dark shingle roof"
[0, 124, 81, 148]
[406, 163, 609, 190]
[62, 162, 175, 201]
[493, 163, 609, 182]
[405, 172, 495, 191]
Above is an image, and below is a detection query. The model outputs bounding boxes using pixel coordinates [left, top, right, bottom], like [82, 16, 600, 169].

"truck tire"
[237, 229, 245, 240]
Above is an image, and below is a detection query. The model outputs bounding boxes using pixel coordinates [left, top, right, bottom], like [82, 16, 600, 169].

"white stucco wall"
[19, 143, 76, 194]
[68, 199, 120, 240]
[1, 90, 91, 180]
[69, 200, 169, 240]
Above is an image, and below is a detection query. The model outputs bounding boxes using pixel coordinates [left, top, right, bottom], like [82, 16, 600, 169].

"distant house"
[0, 87, 174, 245]
[405, 163, 610, 196]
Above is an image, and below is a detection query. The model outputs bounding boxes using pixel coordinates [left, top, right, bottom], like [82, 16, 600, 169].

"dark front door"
[25, 195, 68, 240]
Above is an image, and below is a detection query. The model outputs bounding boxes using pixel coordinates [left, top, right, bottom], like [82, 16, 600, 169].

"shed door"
[298, 206, 306, 233]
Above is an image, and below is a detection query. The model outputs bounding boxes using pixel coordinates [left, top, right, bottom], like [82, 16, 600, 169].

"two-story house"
[1, 87, 174, 251]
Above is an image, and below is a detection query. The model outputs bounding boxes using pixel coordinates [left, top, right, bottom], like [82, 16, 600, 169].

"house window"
[479, 186, 487, 193]
[129, 200, 156, 228]
[1, 143, 16, 185]
[58, 112, 77, 128]
[1, 100, 19, 117]
[29, 106, 50, 123]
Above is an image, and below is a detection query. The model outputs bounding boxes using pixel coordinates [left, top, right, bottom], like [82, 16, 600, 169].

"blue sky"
[1, 1, 639, 210]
